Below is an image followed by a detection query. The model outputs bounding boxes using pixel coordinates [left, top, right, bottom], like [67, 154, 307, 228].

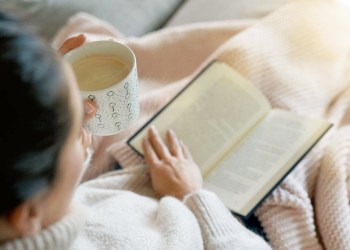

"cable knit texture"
[2, 0, 350, 249]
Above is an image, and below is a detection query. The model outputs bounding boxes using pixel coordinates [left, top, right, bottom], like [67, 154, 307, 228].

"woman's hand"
[142, 126, 203, 200]
[58, 34, 97, 122]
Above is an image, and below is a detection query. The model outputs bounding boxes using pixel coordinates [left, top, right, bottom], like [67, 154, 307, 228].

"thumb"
[59, 34, 86, 55]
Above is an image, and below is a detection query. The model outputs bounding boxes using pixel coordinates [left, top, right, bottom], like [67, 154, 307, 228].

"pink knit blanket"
[53, 1, 350, 249]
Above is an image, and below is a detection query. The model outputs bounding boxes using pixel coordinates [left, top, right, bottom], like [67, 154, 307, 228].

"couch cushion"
[165, 0, 289, 26]
[2, 0, 184, 39]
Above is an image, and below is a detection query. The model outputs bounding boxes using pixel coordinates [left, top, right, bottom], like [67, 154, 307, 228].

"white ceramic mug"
[64, 41, 139, 136]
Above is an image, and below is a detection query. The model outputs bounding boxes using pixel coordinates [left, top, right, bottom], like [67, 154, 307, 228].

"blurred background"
[0, 0, 288, 40]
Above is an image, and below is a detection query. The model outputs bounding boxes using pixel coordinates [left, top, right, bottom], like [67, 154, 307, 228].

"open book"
[127, 61, 332, 218]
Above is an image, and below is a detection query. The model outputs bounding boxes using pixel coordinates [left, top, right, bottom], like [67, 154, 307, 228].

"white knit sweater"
[0, 166, 271, 249]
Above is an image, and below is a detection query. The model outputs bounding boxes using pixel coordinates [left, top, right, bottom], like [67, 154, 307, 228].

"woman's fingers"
[83, 100, 97, 122]
[58, 34, 86, 55]
[166, 129, 183, 158]
[142, 137, 160, 166]
[81, 127, 92, 149]
[148, 126, 172, 160]
[146, 127, 187, 160]
[180, 140, 193, 160]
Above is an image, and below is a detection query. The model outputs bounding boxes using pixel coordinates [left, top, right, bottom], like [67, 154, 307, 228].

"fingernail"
[84, 102, 95, 114]
[80, 34, 86, 41]
[150, 125, 156, 133]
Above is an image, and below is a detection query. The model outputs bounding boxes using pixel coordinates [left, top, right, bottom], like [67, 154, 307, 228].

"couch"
[1, 0, 288, 39]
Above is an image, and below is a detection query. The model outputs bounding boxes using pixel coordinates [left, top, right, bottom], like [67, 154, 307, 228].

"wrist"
[180, 188, 204, 202]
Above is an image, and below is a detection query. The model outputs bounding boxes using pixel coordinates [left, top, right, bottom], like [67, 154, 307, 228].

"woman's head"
[0, 12, 90, 239]
[0, 12, 70, 216]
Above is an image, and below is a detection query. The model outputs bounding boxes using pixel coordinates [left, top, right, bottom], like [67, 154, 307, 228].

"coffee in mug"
[73, 55, 129, 91]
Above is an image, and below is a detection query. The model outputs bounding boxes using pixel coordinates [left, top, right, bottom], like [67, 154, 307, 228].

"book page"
[128, 62, 271, 174]
[204, 109, 331, 216]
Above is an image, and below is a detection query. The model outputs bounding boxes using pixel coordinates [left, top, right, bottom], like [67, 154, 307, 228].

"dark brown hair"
[0, 12, 71, 215]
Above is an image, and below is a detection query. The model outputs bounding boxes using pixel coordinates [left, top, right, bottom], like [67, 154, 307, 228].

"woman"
[0, 12, 271, 249]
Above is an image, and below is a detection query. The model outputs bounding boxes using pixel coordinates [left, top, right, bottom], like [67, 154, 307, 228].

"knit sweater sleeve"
[183, 190, 272, 250]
